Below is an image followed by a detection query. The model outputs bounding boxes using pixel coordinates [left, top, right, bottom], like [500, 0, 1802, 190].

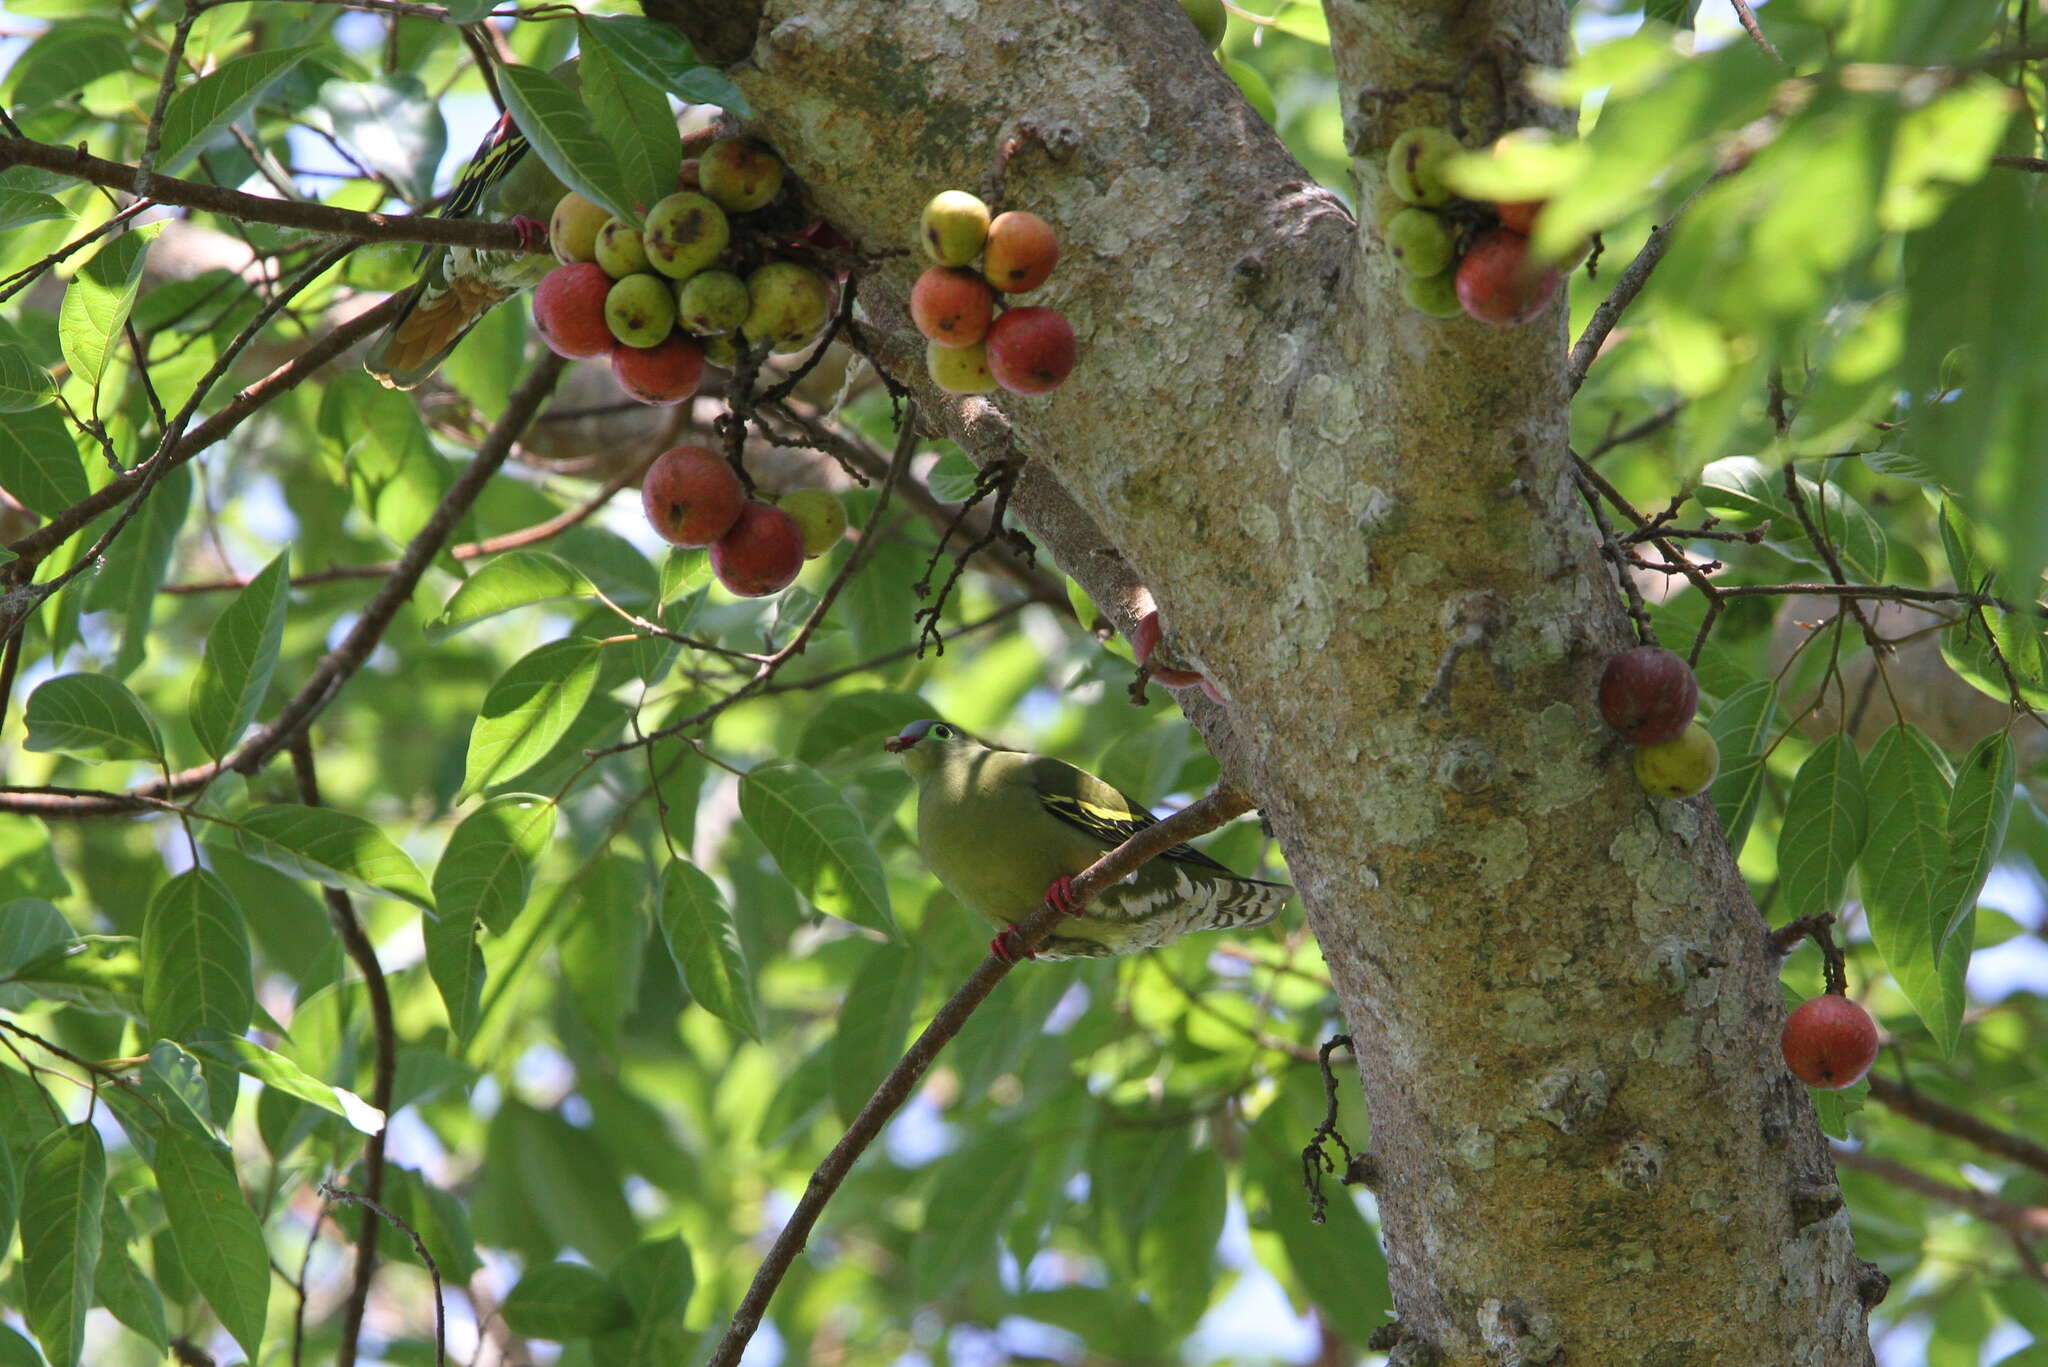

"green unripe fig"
[1400, 269, 1464, 319]
[1632, 724, 1720, 799]
[605, 273, 679, 349]
[744, 262, 835, 352]
[926, 339, 997, 394]
[675, 269, 751, 335]
[644, 192, 731, 281]
[778, 489, 848, 558]
[699, 331, 743, 368]
[699, 138, 784, 213]
[1180, 0, 1227, 48]
[550, 192, 609, 264]
[1371, 181, 1410, 233]
[1386, 208, 1455, 276]
[1387, 127, 1462, 207]
[920, 190, 991, 266]
[595, 218, 650, 278]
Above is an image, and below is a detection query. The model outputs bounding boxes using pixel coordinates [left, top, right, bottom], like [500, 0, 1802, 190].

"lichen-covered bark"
[652, 1, 1881, 1361]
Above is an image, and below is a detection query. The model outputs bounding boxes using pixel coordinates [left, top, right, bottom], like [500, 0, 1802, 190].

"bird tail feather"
[364, 274, 510, 390]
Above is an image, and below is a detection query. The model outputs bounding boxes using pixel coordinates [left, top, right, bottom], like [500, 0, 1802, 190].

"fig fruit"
[605, 272, 678, 349]
[1387, 127, 1461, 207]
[699, 138, 784, 213]
[983, 211, 1059, 293]
[1781, 994, 1879, 1090]
[911, 266, 997, 347]
[642, 445, 744, 547]
[1455, 228, 1561, 328]
[594, 218, 650, 278]
[644, 192, 731, 281]
[675, 269, 751, 335]
[743, 262, 835, 353]
[1598, 646, 1700, 745]
[1401, 270, 1464, 319]
[549, 192, 608, 264]
[1632, 724, 1719, 799]
[779, 489, 848, 558]
[611, 333, 705, 406]
[711, 500, 806, 597]
[920, 190, 991, 267]
[532, 263, 616, 358]
[1386, 207, 1455, 277]
[985, 306, 1077, 395]
[926, 339, 998, 394]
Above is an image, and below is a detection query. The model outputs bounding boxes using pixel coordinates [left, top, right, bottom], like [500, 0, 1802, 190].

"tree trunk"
[644, 1, 1883, 1359]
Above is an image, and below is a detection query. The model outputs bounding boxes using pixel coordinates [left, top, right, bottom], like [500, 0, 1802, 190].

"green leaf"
[3, 19, 130, 108]
[1778, 735, 1868, 923]
[1936, 732, 2015, 953]
[910, 1127, 1035, 1299]
[142, 869, 254, 1045]
[155, 45, 319, 174]
[320, 372, 453, 551]
[795, 691, 935, 765]
[0, 1326, 39, 1367]
[577, 33, 682, 218]
[0, 188, 68, 233]
[657, 859, 758, 1040]
[424, 911, 485, 1044]
[498, 63, 636, 224]
[927, 449, 982, 502]
[58, 224, 159, 390]
[2, 936, 144, 1016]
[462, 637, 604, 797]
[94, 1199, 169, 1352]
[738, 759, 895, 936]
[1704, 680, 1777, 853]
[185, 1031, 384, 1134]
[0, 898, 75, 1010]
[1861, 725, 1967, 1055]
[504, 1261, 634, 1340]
[0, 1123, 13, 1253]
[829, 941, 922, 1123]
[1694, 457, 1887, 582]
[18, 1123, 104, 1367]
[0, 343, 56, 412]
[1244, 1094, 1392, 1347]
[427, 550, 591, 642]
[0, 404, 87, 517]
[1141, 1145, 1226, 1331]
[611, 1235, 694, 1327]
[579, 17, 749, 114]
[23, 672, 164, 763]
[154, 1125, 269, 1362]
[230, 803, 435, 911]
[189, 552, 290, 759]
[434, 794, 556, 936]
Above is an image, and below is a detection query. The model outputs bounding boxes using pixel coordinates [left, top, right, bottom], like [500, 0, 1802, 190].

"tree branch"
[703, 783, 1257, 1367]
[1864, 1073, 2048, 1183]
[0, 134, 537, 253]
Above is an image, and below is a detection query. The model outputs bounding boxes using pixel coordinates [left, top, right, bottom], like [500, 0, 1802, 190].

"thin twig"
[320, 1183, 448, 1367]
[1568, 171, 1728, 395]
[703, 784, 1258, 1367]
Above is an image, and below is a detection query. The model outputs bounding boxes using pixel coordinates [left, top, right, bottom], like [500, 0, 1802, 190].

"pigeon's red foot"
[1044, 875, 1080, 916]
[990, 928, 1037, 963]
[509, 215, 549, 253]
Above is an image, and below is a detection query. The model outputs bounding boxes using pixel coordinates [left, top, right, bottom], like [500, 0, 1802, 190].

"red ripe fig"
[711, 501, 806, 597]
[1497, 200, 1542, 234]
[1597, 646, 1699, 744]
[610, 334, 705, 406]
[532, 263, 616, 358]
[1781, 994, 1879, 1089]
[1455, 228, 1562, 328]
[911, 266, 997, 347]
[985, 306, 1077, 395]
[642, 445, 744, 547]
[1131, 609, 1204, 689]
[982, 211, 1059, 292]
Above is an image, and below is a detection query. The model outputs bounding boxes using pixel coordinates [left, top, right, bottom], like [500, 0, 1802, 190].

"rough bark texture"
[651, 1, 1881, 1361]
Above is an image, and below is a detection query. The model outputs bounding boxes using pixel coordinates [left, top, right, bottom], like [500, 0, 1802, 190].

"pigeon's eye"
[933, 724, 954, 739]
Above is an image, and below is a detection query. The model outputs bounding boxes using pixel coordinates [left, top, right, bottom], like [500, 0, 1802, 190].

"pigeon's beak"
[883, 735, 916, 753]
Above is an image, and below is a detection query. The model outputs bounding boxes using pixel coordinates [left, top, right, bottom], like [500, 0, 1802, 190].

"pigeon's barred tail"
[1093, 863, 1293, 935]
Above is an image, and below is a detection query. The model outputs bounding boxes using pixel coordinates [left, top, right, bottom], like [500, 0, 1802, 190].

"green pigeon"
[885, 719, 1292, 961]
[363, 96, 567, 389]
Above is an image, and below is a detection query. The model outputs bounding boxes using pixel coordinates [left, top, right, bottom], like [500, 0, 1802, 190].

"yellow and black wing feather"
[1025, 757, 1231, 871]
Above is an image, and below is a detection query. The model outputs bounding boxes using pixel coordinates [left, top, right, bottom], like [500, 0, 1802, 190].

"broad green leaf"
[911, 1127, 1035, 1299]
[462, 637, 604, 797]
[927, 448, 982, 502]
[1778, 735, 1868, 923]
[2, 936, 144, 1016]
[155, 1126, 269, 1361]
[23, 672, 164, 763]
[483, 1101, 636, 1266]
[738, 759, 895, 935]
[0, 1327, 39, 1367]
[577, 35, 681, 218]
[0, 404, 87, 517]
[0, 898, 73, 1010]
[829, 941, 922, 1124]
[155, 45, 319, 174]
[3, 19, 130, 107]
[504, 1261, 633, 1340]
[87, 460, 191, 679]
[0, 187, 67, 232]
[498, 63, 636, 223]
[1694, 457, 1887, 582]
[795, 690, 935, 764]
[0, 344, 56, 412]
[1704, 680, 1777, 853]
[427, 551, 591, 641]
[1936, 733, 2015, 953]
[1861, 725, 1966, 1054]
[424, 912, 485, 1044]
[1141, 1145, 1227, 1331]
[93, 1196, 169, 1352]
[435, 794, 556, 936]
[0, 1117, 13, 1251]
[1245, 1093, 1391, 1347]
[579, 16, 750, 114]
[657, 859, 758, 1040]
[142, 869, 254, 1045]
[611, 1236, 694, 1327]
[189, 552, 290, 759]
[319, 372, 454, 551]
[58, 224, 159, 390]
[185, 1031, 384, 1134]
[231, 803, 435, 911]
[18, 1124, 104, 1367]
[384, 1165, 483, 1284]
